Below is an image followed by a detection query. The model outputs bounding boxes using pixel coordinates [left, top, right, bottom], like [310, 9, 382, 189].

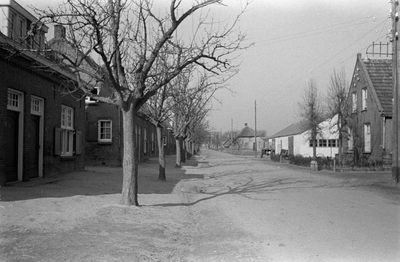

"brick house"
[47, 25, 175, 165]
[345, 54, 393, 163]
[0, 0, 85, 185]
[85, 93, 176, 165]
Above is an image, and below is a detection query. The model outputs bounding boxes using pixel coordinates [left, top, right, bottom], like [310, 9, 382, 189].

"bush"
[289, 155, 311, 167]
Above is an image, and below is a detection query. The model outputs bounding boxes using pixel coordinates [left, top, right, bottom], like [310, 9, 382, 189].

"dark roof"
[236, 125, 256, 138]
[362, 57, 392, 115]
[269, 121, 308, 139]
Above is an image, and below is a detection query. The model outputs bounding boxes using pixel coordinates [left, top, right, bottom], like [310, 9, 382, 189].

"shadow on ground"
[0, 155, 203, 202]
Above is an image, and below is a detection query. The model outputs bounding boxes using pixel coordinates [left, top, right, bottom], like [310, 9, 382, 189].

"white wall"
[271, 115, 339, 157]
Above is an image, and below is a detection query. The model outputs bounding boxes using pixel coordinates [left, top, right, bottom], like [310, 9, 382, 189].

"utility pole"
[254, 100, 257, 158]
[392, 0, 400, 183]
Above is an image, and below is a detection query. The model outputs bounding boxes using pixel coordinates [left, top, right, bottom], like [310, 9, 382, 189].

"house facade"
[269, 116, 339, 158]
[47, 24, 175, 166]
[0, 0, 85, 185]
[85, 97, 175, 165]
[345, 54, 392, 163]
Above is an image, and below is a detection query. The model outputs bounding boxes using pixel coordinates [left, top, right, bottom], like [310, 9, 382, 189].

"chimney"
[54, 25, 66, 39]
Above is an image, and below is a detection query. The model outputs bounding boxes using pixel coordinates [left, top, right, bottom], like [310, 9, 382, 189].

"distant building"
[268, 115, 339, 158]
[232, 123, 264, 151]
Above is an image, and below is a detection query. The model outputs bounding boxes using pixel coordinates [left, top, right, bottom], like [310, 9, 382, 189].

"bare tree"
[170, 70, 217, 167]
[326, 67, 348, 166]
[32, 0, 250, 206]
[298, 79, 325, 168]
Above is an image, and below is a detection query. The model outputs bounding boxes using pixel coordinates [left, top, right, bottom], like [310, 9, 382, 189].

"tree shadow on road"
[150, 176, 325, 207]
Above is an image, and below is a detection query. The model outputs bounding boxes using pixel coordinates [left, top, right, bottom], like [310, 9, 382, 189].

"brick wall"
[0, 51, 85, 185]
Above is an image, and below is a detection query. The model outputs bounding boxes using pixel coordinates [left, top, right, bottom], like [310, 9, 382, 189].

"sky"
[18, 0, 392, 136]
[206, 0, 392, 136]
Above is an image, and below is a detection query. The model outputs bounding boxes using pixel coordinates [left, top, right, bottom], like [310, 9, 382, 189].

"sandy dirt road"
[1, 150, 399, 261]
[177, 150, 400, 261]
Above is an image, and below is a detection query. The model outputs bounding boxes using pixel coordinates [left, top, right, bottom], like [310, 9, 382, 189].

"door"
[5, 110, 19, 182]
[29, 115, 40, 178]
[288, 136, 294, 155]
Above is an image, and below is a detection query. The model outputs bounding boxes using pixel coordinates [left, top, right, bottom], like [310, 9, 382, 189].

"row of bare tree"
[24, 0, 251, 206]
[298, 67, 361, 167]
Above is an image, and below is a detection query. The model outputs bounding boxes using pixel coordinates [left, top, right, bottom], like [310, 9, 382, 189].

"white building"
[268, 115, 339, 158]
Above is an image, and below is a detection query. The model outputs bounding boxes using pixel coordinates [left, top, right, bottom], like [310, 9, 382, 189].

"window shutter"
[87, 121, 98, 141]
[54, 127, 62, 156]
[75, 130, 82, 155]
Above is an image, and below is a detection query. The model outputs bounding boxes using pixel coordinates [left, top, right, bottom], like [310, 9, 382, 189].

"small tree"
[33, 0, 250, 206]
[326, 67, 349, 166]
[298, 79, 325, 168]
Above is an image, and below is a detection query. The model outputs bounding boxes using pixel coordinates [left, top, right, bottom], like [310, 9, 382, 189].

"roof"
[269, 121, 308, 139]
[361, 57, 392, 115]
[236, 125, 257, 138]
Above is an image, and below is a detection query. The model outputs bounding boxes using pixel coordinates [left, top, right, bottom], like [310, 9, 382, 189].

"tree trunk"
[182, 138, 187, 163]
[312, 128, 317, 160]
[120, 104, 139, 206]
[175, 137, 182, 167]
[156, 125, 166, 181]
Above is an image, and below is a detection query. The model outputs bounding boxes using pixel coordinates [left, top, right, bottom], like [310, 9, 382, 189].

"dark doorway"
[29, 115, 40, 178]
[288, 136, 294, 155]
[6, 110, 19, 182]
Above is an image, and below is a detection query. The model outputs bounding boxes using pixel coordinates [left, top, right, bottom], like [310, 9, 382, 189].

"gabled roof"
[235, 124, 261, 139]
[269, 121, 308, 139]
[362, 56, 392, 115]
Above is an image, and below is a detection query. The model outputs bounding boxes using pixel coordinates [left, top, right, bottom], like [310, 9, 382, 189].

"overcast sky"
[20, 0, 392, 136]
[208, 0, 391, 136]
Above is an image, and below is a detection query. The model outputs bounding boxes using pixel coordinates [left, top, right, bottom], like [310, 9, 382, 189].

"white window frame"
[98, 119, 112, 142]
[7, 89, 23, 111]
[362, 88, 367, 110]
[61, 105, 74, 156]
[352, 92, 357, 113]
[364, 123, 371, 153]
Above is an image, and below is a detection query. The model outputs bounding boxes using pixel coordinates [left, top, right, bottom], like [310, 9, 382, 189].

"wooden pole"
[392, 0, 400, 183]
[254, 100, 257, 158]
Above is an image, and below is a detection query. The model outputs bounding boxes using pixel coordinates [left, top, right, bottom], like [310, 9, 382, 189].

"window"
[309, 139, 317, 147]
[328, 139, 338, 147]
[352, 92, 357, 113]
[60, 105, 74, 156]
[31, 97, 42, 115]
[8, 91, 20, 109]
[364, 124, 371, 152]
[318, 139, 327, 147]
[151, 132, 155, 152]
[18, 18, 24, 38]
[98, 120, 112, 142]
[362, 88, 367, 110]
[348, 128, 354, 151]
[9, 13, 16, 38]
[143, 128, 148, 153]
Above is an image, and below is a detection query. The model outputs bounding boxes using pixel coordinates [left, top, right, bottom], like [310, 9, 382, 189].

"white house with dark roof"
[268, 115, 339, 158]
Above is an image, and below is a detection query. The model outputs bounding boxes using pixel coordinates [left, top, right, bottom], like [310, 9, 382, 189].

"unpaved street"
[1, 150, 399, 261]
[177, 150, 400, 261]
